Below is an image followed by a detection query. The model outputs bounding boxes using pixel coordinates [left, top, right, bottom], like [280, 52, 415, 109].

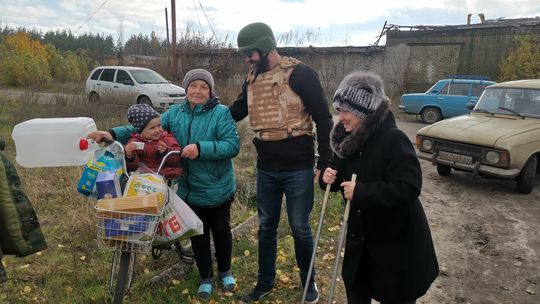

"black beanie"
[127, 104, 160, 133]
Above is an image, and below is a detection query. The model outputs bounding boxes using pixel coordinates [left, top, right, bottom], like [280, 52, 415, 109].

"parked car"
[399, 77, 496, 124]
[85, 66, 186, 110]
[416, 79, 540, 193]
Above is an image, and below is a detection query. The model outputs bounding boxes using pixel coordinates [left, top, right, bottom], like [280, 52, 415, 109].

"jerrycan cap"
[79, 138, 89, 151]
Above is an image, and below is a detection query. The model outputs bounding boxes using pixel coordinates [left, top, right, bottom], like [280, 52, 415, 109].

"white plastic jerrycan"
[12, 117, 100, 168]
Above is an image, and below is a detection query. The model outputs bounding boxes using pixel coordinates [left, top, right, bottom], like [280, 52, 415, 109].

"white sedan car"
[85, 66, 186, 110]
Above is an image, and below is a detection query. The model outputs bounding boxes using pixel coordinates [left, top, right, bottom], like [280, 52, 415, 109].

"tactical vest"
[246, 56, 314, 141]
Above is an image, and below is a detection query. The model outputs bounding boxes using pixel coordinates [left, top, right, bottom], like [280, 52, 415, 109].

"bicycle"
[93, 142, 189, 304]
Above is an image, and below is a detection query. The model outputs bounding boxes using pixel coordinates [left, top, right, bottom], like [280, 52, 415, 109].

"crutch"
[327, 173, 357, 304]
[301, 183, 332, 304]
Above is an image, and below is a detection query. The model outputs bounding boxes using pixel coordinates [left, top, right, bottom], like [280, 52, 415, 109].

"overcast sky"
[1, 0, 539, 47]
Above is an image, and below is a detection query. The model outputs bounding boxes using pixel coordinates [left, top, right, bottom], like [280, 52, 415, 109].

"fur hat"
[333, 71, 389, 119]
[182, 68, 215, 97]
[127, 104, 160, 133]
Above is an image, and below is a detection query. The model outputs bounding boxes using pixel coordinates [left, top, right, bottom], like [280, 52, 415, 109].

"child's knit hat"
[127, 104, 160, 133]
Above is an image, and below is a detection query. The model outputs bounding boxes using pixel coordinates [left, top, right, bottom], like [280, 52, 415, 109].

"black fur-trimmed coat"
[321, 109, 439, 302]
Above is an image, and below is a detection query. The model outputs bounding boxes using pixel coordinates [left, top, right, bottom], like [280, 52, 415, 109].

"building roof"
[387, 17, 540, 32]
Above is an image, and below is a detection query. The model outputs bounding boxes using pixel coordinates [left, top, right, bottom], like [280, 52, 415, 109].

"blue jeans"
[256, 168, 315, 288]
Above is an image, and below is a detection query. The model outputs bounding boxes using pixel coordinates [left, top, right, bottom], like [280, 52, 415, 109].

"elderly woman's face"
[338, 108, 363, 132]
[187, 80, 210, 105]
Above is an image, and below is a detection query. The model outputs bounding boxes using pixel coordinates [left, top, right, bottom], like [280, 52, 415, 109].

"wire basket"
[95, 203, 165, 253]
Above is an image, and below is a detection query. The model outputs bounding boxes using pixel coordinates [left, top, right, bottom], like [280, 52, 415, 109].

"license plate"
[172, 99, 182, 103]
[438, 151, 473, 164]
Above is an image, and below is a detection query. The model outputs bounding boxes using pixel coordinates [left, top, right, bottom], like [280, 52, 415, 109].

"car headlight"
[157, 91, 169, 97]
[483, 150, 509, 167]
[416, 136, 433, 152]
[422, 139, 433, 151]
[485, 151, 500, 164]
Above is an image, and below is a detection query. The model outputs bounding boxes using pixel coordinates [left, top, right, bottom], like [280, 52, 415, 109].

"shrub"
[499, 35, 540, 81]
[0, 32, 51, 86]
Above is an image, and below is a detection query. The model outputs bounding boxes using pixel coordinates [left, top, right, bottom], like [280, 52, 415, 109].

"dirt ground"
[415, 159, 539, 304]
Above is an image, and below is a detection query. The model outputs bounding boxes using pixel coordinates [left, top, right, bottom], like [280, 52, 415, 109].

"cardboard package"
[77, 165, 100, 196]
[96, 171, 122, 199]
[96, 192, 165, 215]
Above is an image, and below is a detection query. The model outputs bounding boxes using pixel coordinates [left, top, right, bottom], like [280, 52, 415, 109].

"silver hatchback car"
[85, 66, 186, 110]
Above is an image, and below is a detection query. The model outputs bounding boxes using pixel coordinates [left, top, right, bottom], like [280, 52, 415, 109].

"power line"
[73, 0, 108, 34]
[197, 0, 216, 40]
[191, 0, 203, 33]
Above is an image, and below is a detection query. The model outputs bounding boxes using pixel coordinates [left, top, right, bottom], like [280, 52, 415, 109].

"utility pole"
[165, 7, 170, 68]
[171, 0, 177, 82]
[165, 8, 170, 45]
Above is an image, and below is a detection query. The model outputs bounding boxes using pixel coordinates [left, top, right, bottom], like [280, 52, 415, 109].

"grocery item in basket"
[104, 216, 148, 237]
[96, 192, 165, 215]
[96, 171, 122, 199]
[123, 173, 167, 197]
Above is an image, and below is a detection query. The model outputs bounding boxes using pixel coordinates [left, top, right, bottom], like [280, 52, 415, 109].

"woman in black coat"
[321, 71, 439, 304]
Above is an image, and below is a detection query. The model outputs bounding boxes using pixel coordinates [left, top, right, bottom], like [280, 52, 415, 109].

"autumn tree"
[499, 35, 540, 81]
[0, 32, 51, 86]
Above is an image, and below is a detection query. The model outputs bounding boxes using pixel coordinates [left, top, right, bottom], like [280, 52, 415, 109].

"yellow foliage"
[499, 35, 540, 81]
[4, 32, 50, 59]
[0, 32, 51, 86]
[0, 31, 90, 86]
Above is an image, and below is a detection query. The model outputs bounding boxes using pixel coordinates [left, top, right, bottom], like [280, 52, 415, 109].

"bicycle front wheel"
[112, 251, 133, 304]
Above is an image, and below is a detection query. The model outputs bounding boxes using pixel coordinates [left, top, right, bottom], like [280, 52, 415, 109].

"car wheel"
[421, 107, 442, 124]
[437, 164, 451, 176]
[138, 96, 153, 107]
[516, 155, 537, 194]
[89, 92, 100, 103]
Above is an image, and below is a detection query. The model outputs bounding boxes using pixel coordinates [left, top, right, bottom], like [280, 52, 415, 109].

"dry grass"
[0, 90, 257, 303]
[0, 87, 349, 304]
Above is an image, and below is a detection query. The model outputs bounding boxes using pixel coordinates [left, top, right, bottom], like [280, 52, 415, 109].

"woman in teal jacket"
[90, 69, 240, 299]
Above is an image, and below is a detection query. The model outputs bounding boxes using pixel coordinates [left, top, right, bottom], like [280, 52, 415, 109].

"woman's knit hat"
[127, 104, 160, 133]
[182, 68, 215, 96]
[332, 71, 389, 119]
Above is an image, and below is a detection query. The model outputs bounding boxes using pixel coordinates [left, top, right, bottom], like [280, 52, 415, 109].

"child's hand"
[125, 143, 137, 158]
[158, 141, 168, 154]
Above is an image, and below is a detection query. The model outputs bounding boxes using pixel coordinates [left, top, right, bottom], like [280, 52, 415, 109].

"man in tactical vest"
[230, 22, 333, 304]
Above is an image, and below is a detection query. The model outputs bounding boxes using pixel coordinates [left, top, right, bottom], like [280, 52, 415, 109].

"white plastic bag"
[153, 188, 203, 245]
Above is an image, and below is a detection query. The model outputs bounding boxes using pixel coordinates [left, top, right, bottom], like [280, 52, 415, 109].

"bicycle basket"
[95, 192, 167, 253]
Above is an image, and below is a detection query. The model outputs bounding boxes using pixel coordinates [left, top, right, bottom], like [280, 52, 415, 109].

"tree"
[499, 35, 540, 81]
[0, 32, 51, 86]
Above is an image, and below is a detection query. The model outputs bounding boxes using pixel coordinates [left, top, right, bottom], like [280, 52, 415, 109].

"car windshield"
[425, 83, 438, 94]
[474, 88, 540, 118]
[129, 69, 169, 84]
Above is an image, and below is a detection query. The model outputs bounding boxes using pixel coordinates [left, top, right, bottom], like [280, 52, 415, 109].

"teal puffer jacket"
[112, 98, 240, 207]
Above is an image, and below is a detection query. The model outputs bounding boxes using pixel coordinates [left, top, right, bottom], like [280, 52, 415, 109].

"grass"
[0, 89, 348, 304]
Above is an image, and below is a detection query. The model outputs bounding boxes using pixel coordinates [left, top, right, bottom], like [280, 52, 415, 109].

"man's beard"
[252, 51, 270, 81]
